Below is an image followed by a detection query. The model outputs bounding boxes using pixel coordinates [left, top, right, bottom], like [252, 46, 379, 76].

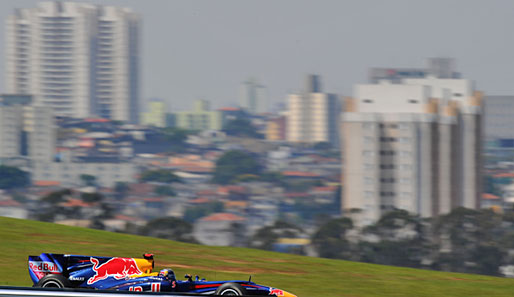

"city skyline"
[1, 0, 514, 111]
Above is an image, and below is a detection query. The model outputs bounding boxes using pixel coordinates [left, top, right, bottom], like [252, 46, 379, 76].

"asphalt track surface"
[0, 286, 257, 297]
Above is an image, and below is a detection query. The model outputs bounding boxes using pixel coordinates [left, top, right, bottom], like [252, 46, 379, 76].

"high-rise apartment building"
[240, 78, 267, 114]
[175, 100, 222, 131]
[342, 77, 482, 226]
[286, 75, 340, 146]
[0, 94, 54, 161]
[141, 99, 167, 127]
[5, 1, 140, 123]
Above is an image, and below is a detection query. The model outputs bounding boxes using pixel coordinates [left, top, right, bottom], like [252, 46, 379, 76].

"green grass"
[0, 217, 513, 296]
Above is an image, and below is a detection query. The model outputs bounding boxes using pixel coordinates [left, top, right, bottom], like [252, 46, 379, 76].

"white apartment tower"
[342, 78, 482, 226]
[5, 1, 140, 123]
[287, 75, 340, 146]
[240, 78, 267, 114]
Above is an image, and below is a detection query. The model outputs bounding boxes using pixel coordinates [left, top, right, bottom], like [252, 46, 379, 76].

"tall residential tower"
[5, 1, 140, 122]
[342, 77, 482, 225]
[286, 75, 340, 147]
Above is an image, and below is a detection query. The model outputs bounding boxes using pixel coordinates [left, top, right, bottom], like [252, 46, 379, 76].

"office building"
[5, 1, 140, 122]
[342, 77, 482, 225]
[286, 75, 340, 146]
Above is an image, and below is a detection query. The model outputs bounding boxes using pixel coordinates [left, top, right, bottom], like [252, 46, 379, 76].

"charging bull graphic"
[87, 257, 142, 284]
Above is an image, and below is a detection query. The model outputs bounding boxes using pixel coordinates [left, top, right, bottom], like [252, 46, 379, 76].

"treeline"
[309, 208, 514, 276]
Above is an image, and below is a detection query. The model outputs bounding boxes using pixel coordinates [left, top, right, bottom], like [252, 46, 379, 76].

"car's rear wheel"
[34, 275, 71, 288]
[215, 283, 247, 296]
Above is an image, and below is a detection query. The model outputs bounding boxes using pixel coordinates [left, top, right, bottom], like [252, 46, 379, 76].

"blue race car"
[28, 253, 296, 296]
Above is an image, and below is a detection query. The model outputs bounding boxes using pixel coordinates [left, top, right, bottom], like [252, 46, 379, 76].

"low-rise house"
[0, 199, 28, 219]
[481, 193, 503, 211]
[193, 212, 247, 246]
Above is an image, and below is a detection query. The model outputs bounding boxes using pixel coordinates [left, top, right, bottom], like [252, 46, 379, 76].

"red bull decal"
[269, 288, 285, 296]
[87, 257, 142, 284]
[29, 261, 61, 273]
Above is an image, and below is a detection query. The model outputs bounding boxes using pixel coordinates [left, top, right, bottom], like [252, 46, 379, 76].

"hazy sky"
[1, 0, 513, 111]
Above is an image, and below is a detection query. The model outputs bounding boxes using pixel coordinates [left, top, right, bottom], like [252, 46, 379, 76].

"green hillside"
[0, 217, 513, 297]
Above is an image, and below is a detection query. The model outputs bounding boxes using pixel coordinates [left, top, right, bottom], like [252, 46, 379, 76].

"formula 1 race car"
[28, 253, 296, 296]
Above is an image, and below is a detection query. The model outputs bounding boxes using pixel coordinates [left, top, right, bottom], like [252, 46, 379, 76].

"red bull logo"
[29, 261, 61, 273]
[269, 288, 284, 296]
[87, 257, 142, 284]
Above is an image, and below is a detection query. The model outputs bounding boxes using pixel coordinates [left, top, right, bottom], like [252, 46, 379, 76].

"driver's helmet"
[158, 268, 176, 281]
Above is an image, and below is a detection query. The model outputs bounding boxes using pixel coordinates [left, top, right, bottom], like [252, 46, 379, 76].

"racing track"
[0, 286, 256, 297]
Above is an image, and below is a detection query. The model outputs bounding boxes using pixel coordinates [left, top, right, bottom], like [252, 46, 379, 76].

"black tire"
[215, 283, 247, 296]
[34, 274, 71, 288]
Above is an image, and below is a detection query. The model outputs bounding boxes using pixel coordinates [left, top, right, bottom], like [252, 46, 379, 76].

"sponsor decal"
[269, 288, 284, 296]
[69, 276, 85, 281]
[87, 257, 142, 285]
[29, 261, 61, 273]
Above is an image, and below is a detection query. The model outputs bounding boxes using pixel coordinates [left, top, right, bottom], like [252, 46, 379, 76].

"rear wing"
[28, 253, 154, 285]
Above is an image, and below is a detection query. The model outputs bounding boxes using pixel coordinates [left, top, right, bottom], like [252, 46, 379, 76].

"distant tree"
[0, 165, 30, 190]
[154, 185, 176, 196]
[140, 169, 181, 183]
[41, 189, 71, 204]
[431, 208, 506, 275]
[313, 141, 332, 150]
[183, 201, 224, 223]
[223, 118, 262, 138]
[80, 192, 103, 203]
[80, 174, 96, 186]
[161, 127, 190, 153]
[114, 182, 129, 199]
[260, 171, 285, 186]
[359, 210, 430, 268]
[311, 217, 355, 260]
[250, 220, 304, 252]
[212, 150, 261, 184]
[140, 217, 196, 243]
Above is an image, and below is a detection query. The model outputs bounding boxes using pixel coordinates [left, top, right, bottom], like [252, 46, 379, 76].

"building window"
[365, 191, 374, 198]
[400, 192, 411, 198]
[380, 164, 395, 169]
[362, 150, 374, 157]
[400, 151, 411, 157]
[364, 163, 374, 170]
[379, 150, 396, 156]
[380, 178, 396, 183]
[400, 164, 412, 170]
[363, 99, 373, 103]
[400, 178, 411, 184]
[380, 137, 397, 142]
[408, 99, 418, 104]
[399, 137, 411, 143]
[364, 136, 374, 144]
[364, 177, 374, 185]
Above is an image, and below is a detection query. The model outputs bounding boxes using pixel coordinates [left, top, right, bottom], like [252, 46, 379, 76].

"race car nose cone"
[282, 291, 297, 297]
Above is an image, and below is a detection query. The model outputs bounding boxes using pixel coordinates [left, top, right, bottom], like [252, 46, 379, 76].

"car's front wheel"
[215, 283, 247, 296]
[34, 275, 71, 288]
